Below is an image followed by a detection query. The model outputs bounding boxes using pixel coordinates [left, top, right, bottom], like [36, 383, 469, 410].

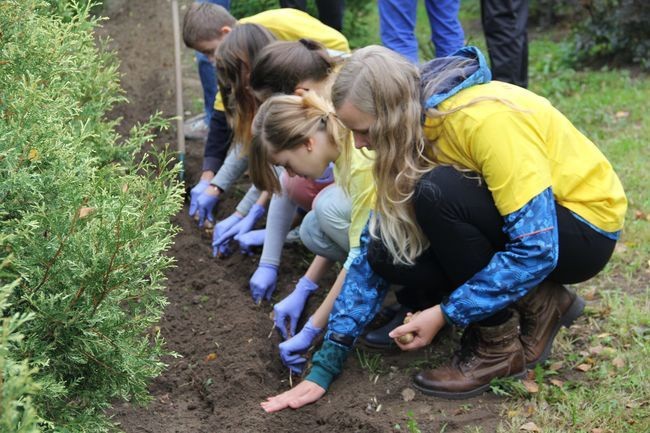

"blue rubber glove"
[237, 229, 266, 255]
[249, 263, 278, 304]
[212, 213, 243, 257]
[273, 276, 319, 340]
[197, 188, 219, 228]
[213, 203, 266, 248]
[189, 180, 210, 218]
[279, 317, 323, 374]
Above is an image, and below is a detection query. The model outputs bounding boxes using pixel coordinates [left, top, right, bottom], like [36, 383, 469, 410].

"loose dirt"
[102, 1, 505, 431]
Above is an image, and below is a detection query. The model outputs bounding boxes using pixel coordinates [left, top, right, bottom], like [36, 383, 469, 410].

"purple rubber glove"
[315, 162, 335, 184]
[213, 203, 265, 248]
[249, 263, 278, 304]
[197, 188, 219, 228]
[273, 276, 318, 340]
[278, 317, 323, 374]
[236, 229, 266, 255]
[212, 213, 243, 257]
[189, 180, 210, 218]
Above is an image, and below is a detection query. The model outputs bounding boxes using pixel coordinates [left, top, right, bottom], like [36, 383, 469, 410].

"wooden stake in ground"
[171, 0, 186, 181]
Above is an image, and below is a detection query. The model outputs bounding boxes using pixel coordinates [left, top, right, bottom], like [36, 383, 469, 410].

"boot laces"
[455, 326, 480, 367]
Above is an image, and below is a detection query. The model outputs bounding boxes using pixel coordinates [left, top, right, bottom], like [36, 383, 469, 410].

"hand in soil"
[249, 264, 278, 303]
[273, 276, 318, 339]
[261, 380, 326, 413]
[211, 212, 243, 257]
[196, 187, 220, 228]
[213, 204, 265, 250]
[389, 305, 446, 351]
[278, 317, 322, 374]
[236, 228, 265, 255]
[188, 179, 210, 218]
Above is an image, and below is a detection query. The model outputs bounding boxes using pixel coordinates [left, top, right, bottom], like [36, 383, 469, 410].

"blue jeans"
[378, 0, 464, 63]
[196, 0, 230, 120]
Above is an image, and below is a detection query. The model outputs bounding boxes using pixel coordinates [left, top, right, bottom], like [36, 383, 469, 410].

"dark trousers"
[279, 0, 345, 31]
[368, 166, 616, 316]
[480, 0, 528, 88]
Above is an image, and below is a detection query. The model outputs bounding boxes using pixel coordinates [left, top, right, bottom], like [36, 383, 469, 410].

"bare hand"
[388, 305, 446, 351]
[261, 380, 326, 413]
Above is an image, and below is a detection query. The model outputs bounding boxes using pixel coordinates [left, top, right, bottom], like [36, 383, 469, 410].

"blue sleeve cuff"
[304, 339, 350, 390]
[203, 156, 222, 174]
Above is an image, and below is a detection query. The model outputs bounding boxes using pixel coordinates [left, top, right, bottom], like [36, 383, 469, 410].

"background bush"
[0, 1, 183, 432]
[570, 0, 650, 70]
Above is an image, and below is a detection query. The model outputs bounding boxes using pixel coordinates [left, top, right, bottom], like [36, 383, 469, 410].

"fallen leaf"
[612, 356, 625, 369]
[615, 110, 629, 118]
[634, 210, 646, 220]
[576, 363, 592, 372]
[591, 428, 604, 433]
[626, 401, 639, 409]
[549, 379, 564, 388]
[507, 410, 518, 418]
[596, 333, 611, 339]
[204, 352, 217, 362]
[526, 370, 536, 380]
[79, 207, 95, 218]
[520, 421, 541, 432]
[549, 361, 563, 371]
[28, 148, 39, 161]
[122, 183, 129, 193]
[589, 345, 604, 356]
[583, 287, 598, 301]
[522, 379, 539, 393]
[401, 388, 416, 402]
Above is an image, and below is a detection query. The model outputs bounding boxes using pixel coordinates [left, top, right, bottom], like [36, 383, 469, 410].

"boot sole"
[526, 294, 585, 369]
[412, 369, 528, 400]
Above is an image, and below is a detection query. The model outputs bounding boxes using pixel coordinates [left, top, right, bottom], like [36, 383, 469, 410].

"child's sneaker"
[183, 113, 209, 140]
[285, 226, 301, 244]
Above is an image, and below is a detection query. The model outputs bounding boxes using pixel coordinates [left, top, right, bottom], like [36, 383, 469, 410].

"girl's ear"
[305, 137, 314, 152]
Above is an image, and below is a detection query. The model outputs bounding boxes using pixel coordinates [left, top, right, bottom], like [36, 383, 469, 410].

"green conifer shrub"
[0, 1, 183, 431]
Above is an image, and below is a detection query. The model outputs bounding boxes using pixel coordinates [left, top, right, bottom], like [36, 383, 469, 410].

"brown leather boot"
[516, 281, 585, 368]
[413, 311, 526, 399]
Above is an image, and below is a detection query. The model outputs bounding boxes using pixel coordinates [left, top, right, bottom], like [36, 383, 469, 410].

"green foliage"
[406, 411, 422, 433]
[528, 0, 582, 28]
[1, 247, 42, 433]
[0, 1, 183, 432]
[570, 0, 650, 70]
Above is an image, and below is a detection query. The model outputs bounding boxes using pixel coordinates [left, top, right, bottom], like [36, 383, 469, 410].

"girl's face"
[335, 100, 376, 150]
[270, 130, 338, 179]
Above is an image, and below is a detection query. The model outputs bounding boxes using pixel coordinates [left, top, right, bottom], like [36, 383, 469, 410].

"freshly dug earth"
[102, 1, 505, 431]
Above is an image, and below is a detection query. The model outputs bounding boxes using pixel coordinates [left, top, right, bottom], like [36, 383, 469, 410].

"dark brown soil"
[102, 1, 506, 431]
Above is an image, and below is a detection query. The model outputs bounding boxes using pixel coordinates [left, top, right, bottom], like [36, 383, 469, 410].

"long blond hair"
[249, 92, 351, 194]
[331, 46, 432, 265]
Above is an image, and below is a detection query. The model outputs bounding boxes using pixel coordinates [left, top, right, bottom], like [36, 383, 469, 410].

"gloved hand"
[236, 229, 266, 255]
[197, 187, 220, 228]
[213, 203, 265, 249]
[249, 263, 278, 304]
[189, 180, 210, 218]
[273, 276, 318, 340]
[315, 162, 335, 184]
[278, 317, 323, 374]
[212, 212, 243, 257]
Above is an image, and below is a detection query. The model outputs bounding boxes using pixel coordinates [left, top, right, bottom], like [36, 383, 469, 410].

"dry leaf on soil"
[401, 388, 416, 402]
[204, 353, 217, 362]
[520, 421, 541, 432]
[612, 356, 625, 369]
[549, 378, 564, 388]
[522, 380, 539, 393]
[576, 363, 592, 372]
